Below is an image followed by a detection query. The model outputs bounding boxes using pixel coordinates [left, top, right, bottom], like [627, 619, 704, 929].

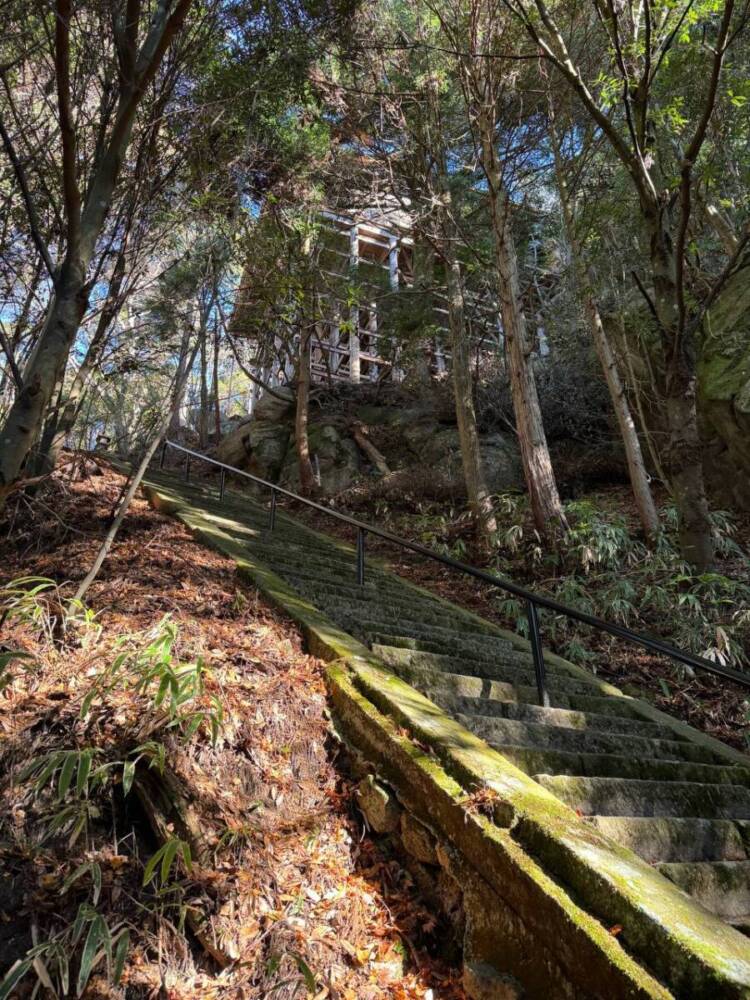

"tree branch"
[0, 111, 56, 280]
[674, 0, 736, 337]
[55, 0, 81, 249]
[0, 325, 24, 390]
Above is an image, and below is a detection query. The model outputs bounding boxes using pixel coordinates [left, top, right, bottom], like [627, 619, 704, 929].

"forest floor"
[0, 459, 466, 999]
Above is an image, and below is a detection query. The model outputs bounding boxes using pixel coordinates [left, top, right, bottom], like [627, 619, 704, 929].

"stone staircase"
[140, 465, 750, 996]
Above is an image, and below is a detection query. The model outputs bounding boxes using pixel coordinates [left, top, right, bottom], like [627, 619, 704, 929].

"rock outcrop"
[213, 389, 523, 498]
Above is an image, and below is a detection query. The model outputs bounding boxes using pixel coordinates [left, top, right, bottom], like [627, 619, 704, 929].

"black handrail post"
[269, 490, 277, 531]
[184, 455, 190, 483]
[219, 469, 226, 502]
[159, 441, 167, 470]
[357, 527, 366, 586]
[526, 599, 550, 708]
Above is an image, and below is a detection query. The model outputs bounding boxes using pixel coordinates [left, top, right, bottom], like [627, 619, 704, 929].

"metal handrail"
[158, 439, 750, 702]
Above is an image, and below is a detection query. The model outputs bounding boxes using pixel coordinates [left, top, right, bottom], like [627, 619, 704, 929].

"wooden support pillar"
[349, 321, 361, 383]
[388, 236, 399, 291]
[435, 338, 447, 374]
[367, 303, 378, 381]
[349, 223, 361, 383]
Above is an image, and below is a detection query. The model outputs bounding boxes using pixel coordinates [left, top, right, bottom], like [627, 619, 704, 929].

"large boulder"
[423, 427, 521, 494]
[253, 386, 295, 422]
[280, 420, 360, 495]
[214, 418, 290, 483]
[399, 418, 522, 496]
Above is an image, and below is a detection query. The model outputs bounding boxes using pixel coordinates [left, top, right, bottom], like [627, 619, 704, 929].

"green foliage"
[265, 950, 319, 995]
[142, 837, 193, 889]
[0, 904, 129, 1000]
[80, 617, 224, 743]
[0, 576, 58, 639]
[490, 496, 750, 669]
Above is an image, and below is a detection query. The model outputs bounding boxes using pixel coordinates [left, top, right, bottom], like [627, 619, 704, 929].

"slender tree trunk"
[164, 322, 198, 444]
[212, 320, 221, 439]
[549, 115, 659, 542]
[74, 331, 199, 602]
[32, 305, 115, 475]
[644, 207, 713, 569]
[585, 290, 660, 542]
[198, 325, 209, 449]
[295, 321, 316, 495]
[0, 258, 88, 499]
[477, 112, 564, 535]
[426, 118, 498, 553]
[444, 250, 498, 554]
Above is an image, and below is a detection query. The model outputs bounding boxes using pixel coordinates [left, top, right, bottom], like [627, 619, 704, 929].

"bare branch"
[675, 0, 736, 337]
[55, 0, 81, 248]
[0, 111, 56, 280]
[0, 325, 24, 390]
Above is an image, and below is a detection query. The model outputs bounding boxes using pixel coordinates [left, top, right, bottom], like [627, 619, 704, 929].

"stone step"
[533, 775, 750, 819]
[368, 631, 535, 661]
[586, 816, 750, 863]
[658, 861, 750, 919]
[455, 713, 733, 768]
[428, 686, 667, 724]
[381, 652, 608, 701]
[374, 642, 535, 671]
[451, 698, 710, 746]
[375, 643, 635, 694]
[239, 544, 362, 577]
[495, 743, 747, 785]
[320, 594, 498, 633]
[355, 620, 515, 652]
[283, 580, 468, 633]
[261, 560, 415, 597]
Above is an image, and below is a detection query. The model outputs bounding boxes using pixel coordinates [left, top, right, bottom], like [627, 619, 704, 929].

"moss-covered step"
[534, 774, 750, 819]
[456, 712, 741, 766]
[499, 744, 750, 783]
[588, 816, 749, 863]
[453, 698, 710, 744]
[658, 861, 750, 919]
[383, 654, 614, 701]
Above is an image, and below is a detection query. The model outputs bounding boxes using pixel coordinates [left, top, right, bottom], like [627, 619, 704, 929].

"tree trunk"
[0, 0, 192, 504]
[198, 325, 209, 449]
[584, 289, 660, 542]
[74, 331, 199, 602]
[549, 115, 659, 542]
[644, 207, 714, 568]
[478, 115, 564, 535]
[422, 77, 498, 555]
[444, 252, 498, 555]
[295, 323, 316, 495]
[0, 259, 88, 502]
[212, 320, 221, 439]
[351, 421, 390, 475]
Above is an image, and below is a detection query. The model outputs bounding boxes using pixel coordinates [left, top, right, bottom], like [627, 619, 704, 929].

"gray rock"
[281, 421, 360, 495]
[214, 418, 290, 482]
[357, 775, 401, 833]
[464, 962, 524, 1000]
[402, 421, 522, 495]
[254, 386, 295, 422]
[400, 812, 438, 864]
